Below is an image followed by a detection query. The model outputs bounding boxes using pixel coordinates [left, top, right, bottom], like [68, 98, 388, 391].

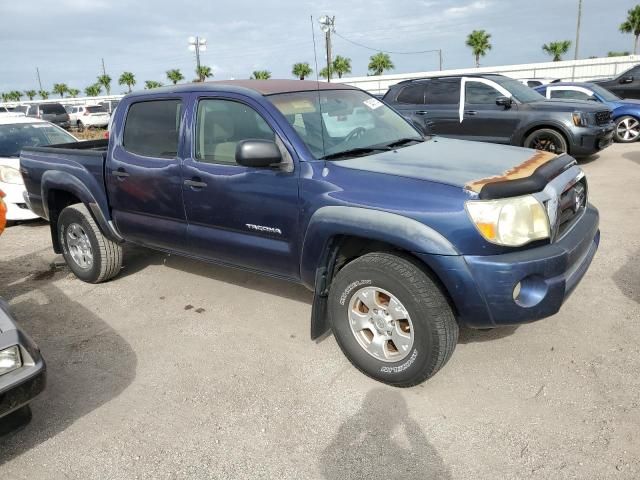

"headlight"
[465, 195, 550, 246]
[0, 166, 23, 185]
[0, 345, 22, 376]
[572, 112, 589, 127]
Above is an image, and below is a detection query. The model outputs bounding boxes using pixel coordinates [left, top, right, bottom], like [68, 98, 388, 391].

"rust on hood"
[464, 150, 557, 194]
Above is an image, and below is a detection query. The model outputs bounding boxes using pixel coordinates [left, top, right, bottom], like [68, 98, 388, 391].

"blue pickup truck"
[20, 80, 599, 386]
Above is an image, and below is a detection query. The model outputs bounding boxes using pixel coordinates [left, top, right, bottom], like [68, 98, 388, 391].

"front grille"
[595, 110, 612, 126]
[556, 178, 587, 238]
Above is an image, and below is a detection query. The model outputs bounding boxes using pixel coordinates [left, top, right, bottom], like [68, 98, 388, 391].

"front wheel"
[328, 252, 458, 387]
[58, 203, 122, 283]
[614, 115, 640, 143]
[523, 128, 568, 154]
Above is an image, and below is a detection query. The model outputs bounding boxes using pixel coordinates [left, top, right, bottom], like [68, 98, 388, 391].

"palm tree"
[52, 83, 68, 98]
[620, 5, 640, 55]
[542, 40, 572, 61]
[319, 67, 331, 80]
[166, 69, 184, 85]
[466, 30, 492, 67]
[250, 70, 271, 80]
[97, 74, 112, 95]
[145, 80, 163, 89]
[67, 88, 80, 98]
[196, 65, 213, 82]
[9, 91, 21, 101]
[85, 84, 101, 97]
[608, 51, 631, 57]
[292, 62, 313, 80]
[368, 53, 394, 76]
[38, 90, 49, 100]
[24, 90, 37, 100]
[0, 93, 8, 103]
[332, 55, 352, 78]
[119, 71, 136, 93]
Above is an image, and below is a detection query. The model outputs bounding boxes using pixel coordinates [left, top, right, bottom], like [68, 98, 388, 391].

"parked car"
[517, 78, 562, 88]
[0, 106, 24, 118]
[21, 80, 599, 386]
[67, 104, 110, 130]
[593, 63, 640, 99]
[535, 81, 640, 143]
[0, 116, 77, 222]
[383, 74, 614, 157]
[99, 99, 120, 115]
[25, 103, 71, 129]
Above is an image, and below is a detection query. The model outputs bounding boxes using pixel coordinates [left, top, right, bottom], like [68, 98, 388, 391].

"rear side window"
[123, 100, 183, 158]
[87, 106, 106, 113]
[425, 79, 460, 104]
[527, 80, 542, 87]
[549, 89, 592, 101]
[40, 103, 66, 114]
[396, 84, 426, 104]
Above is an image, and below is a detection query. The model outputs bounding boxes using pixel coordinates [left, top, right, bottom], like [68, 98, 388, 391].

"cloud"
[444, 1, 490, 17]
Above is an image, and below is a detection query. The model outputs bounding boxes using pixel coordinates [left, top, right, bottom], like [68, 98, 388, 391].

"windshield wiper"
[383, 137, 424, 149]
[320, 146, 391, 161]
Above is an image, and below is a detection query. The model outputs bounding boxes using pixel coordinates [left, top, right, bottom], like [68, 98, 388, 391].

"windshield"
[269, 89, 423, 159]
[492, 77, 547, 103]
[589, 83, 621, 101]
[0, 122, 76, 157]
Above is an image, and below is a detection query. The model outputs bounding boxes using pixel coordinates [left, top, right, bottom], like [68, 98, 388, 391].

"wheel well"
[521, 125, 570, 152]
[47, 189, 81, 253]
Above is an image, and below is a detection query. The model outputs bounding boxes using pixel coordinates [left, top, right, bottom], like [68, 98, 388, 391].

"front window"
[269, 89, 422, 159]
[491, 76, 546, 103]
[465, 81, 503, 104]
[0, 122, 76, 157]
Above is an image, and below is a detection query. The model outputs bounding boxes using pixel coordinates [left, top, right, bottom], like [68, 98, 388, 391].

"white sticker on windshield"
[363, 98, 383, 110]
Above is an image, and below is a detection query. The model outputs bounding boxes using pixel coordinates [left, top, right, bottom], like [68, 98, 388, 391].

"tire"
[77, 121, 85, 132]
[523, 128, 568, 154]
[614, 115, 640, 143]
[328, 252, 458, 387]
[58, 203, 122, 283]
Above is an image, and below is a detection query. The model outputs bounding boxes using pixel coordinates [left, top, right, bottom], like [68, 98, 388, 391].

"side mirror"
[235, 139, 282, 168]
[620, 76, 634, 84]
[496, 96, 512, 108]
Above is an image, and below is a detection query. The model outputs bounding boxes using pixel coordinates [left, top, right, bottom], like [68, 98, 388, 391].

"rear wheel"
[523, 128, 568, 154]
[58, 203, 122, 283]
[328, 252, 458, 387]
[614, 115, 640, 143]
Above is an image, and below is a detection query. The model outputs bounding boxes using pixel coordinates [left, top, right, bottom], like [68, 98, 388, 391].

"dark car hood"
[334, 137, 561, 195]
[526, 99, 608, 112]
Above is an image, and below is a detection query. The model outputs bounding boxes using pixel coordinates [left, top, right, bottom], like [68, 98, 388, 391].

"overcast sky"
[1, 0, 638, 94]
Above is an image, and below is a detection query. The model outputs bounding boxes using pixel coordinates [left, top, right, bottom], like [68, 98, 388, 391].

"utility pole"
[319, 16, 335, 82]
[189, 36, 207, 80]
[36, 67, 42, 90]
[574, 0, 582, 60]
[101, 57, 106, 76]
[438, 49, 443, 71]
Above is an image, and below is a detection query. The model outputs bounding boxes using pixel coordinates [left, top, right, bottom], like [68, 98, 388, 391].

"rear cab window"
[123, 99, 183, 158]
[40, 103, 67, 114]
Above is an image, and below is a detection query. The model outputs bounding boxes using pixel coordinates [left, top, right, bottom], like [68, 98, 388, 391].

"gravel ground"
[0, 143, 638, 479]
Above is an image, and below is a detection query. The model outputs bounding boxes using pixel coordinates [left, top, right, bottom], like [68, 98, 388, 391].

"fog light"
[0, 346, 22, 376]
[513, 275, 548, 308]
[512, 282, 522, 301]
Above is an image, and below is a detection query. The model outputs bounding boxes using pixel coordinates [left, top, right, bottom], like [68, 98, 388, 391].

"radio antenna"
[310, 15, 327, 159]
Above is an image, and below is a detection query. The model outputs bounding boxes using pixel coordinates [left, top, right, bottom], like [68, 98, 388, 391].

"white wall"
[0, 94, 125, 108]
[332, 55, 640, 95]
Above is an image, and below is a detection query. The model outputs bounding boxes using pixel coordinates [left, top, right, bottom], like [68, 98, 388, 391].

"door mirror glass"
[620, 76, 634, 84]
[495, 96, 513, 107]
[236, 140, 282, 168]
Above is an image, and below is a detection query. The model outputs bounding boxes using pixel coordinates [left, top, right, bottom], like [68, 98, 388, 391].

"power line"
[333, 31, 440, 55]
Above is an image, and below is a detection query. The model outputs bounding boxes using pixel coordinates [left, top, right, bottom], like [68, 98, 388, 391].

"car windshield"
[588, 84, 621, 101]
[492, 76, 547, 103]
[0, 122, 76, 157]
[268, 89, 423, 159]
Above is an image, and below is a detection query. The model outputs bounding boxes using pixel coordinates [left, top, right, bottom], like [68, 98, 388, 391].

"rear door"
[422, 78, 462, 137]
[180, 93, 300, 279]
[388, 83, 431, 134]
[106, 97, 189, 252]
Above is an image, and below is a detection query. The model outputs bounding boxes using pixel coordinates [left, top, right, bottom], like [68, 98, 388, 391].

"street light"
[188, 36, 207, 80]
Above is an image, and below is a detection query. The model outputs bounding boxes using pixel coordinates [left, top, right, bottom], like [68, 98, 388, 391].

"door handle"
[415, 110, 429, 115]
[464, 110, 478, 116]
[113, 169, 130, 179]
[184, 178, 207, 189]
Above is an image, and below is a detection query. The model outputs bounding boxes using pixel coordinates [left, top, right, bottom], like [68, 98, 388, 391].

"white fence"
[332, 55, 640, 95]
[1, 94, 124, 108]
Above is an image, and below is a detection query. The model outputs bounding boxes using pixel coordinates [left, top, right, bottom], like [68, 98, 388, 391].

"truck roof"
[126, 79, 358, 99]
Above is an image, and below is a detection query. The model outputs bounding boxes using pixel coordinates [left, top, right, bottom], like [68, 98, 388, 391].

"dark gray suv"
[383, 74, 614, 157]
[25, 102, 71, 130]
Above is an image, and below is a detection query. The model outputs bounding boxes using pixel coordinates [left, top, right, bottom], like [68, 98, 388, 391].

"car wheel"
[77, 121, 84, 132]
[328, 252, 458, 387]
[58, 203, 122, 283]
[614, 115, 640, 143]
[523, 128, 568, 154]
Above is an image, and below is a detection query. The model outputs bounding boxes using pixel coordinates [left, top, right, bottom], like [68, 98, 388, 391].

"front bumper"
[570, 124, 614, 156]
[418, 204, 599, 328]
[0, 299, 46, 419]
[0, 182, 38, 221]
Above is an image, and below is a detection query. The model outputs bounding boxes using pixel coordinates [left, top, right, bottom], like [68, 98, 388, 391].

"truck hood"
[526, 99, 608, 112]
[334, 137, 560, 195]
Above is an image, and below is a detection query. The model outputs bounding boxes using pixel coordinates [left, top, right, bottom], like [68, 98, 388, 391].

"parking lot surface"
[0, 143, 639, 479]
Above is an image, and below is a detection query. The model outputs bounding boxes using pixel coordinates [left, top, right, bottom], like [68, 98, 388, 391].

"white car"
[67, 104, 110, 130]
[0, 117, 77, 221]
